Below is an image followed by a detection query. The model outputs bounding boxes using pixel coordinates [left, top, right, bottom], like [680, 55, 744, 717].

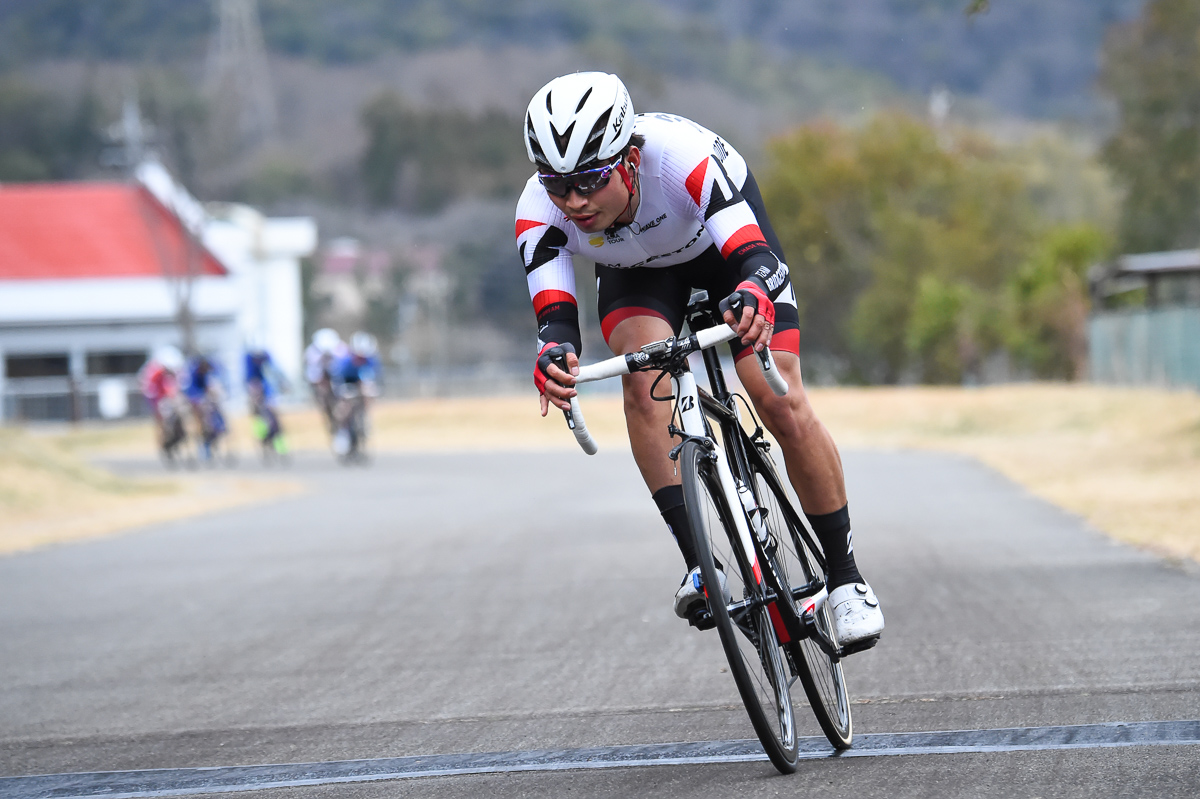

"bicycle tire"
[747, 445, 853, 748]
[680, 439, 799, 773]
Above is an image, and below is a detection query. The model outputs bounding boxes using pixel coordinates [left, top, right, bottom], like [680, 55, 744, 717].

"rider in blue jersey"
[244, 341, 289, 455]
[330, 332, 379, 459]
[183, 354, 228, 461]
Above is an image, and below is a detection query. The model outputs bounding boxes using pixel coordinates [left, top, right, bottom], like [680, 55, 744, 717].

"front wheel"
[748, 445, 853, 749]
[680, 440, 799, 773]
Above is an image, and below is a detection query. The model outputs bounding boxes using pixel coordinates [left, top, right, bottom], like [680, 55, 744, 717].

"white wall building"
[0, 161, 316, 422]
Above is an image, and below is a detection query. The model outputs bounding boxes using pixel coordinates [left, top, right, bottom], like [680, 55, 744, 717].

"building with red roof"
[0, 162, 315, 421]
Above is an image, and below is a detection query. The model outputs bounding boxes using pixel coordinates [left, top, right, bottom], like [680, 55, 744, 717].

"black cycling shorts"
[596, 170, 799, 362]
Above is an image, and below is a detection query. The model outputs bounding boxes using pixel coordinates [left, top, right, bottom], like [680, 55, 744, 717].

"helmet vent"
[578, 113, 610, 165]
[552, 122, 575, 159]
[575, 88, 593, 113]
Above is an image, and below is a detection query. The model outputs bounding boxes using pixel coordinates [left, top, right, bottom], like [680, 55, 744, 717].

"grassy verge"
[808, 385, 1200, 565]
[4, 384, 1197, 564]
[0, 426, 301, 556]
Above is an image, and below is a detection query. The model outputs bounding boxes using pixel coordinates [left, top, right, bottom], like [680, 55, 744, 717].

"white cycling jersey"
[516, 113, 785, 351]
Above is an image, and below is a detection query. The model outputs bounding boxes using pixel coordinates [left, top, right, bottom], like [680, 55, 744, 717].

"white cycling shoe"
[674, 566, 731, 619]
[828, 582, 884, 650]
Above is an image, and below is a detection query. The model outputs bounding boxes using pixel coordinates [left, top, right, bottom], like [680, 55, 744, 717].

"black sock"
[806, 504, 863, 590]
[653, 485, 697, 571]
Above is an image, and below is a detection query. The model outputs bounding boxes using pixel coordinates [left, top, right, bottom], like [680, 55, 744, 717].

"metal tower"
[205, 0, 277, 148]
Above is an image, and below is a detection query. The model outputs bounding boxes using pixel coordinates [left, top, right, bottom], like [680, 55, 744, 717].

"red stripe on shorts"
[732, 328, 800, 363]
[600, 306, 671, 344]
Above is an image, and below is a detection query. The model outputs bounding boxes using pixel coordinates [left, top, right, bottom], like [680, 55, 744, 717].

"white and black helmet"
[524, 72, 634, 174]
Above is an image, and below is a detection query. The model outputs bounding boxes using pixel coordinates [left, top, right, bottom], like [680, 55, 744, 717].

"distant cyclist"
[244, 338, 289, 458]
[517, 72, 883, 649]
[305, 328, 343, 433]
[140, 345, 186, 456]
[183, 353, 229, 463]
[330, 332, 379, 459]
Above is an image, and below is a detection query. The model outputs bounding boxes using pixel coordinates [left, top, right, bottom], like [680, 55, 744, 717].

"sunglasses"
[538, 159, 621, 198]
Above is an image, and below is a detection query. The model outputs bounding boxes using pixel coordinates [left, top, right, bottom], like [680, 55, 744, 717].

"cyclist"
[140, 345, 186, 452]
[182, 353, 228, 462]
[244, 338, 289, 456]
[305, 328, 343, 433]
[517, 72, 884, 649]
[330, 332, 380, 457]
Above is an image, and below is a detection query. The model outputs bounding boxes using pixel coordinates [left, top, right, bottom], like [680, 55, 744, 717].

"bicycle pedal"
[840, 634, 881, 657]
[687, 608, 716, 631]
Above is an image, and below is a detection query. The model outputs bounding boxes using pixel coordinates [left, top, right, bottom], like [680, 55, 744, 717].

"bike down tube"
[676, 369, 763, 588]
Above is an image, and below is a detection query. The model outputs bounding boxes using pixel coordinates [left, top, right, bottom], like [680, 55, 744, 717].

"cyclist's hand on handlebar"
[720, 282, 775, 353]
[535, 343, 579, 416]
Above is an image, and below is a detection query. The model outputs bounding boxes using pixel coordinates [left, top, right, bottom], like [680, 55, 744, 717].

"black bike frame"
[686, 304, 835, 654]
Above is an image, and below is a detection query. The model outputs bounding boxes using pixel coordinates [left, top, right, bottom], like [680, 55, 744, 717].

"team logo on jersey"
[589, 235, 605, 247]
[631, 213, 667, 235]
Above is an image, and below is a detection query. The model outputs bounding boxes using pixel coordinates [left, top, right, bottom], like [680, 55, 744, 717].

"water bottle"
[736, 480, 768, 544]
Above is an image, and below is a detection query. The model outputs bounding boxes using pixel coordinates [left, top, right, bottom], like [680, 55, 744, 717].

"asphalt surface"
[1, 445, 1199, 797]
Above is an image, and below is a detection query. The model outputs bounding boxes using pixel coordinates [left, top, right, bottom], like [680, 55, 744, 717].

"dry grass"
[4, 384, 1198, 564]
[807, 385, 1200, 564]
[0, 426, 301, 556]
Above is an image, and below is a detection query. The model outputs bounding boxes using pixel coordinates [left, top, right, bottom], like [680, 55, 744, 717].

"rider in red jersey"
[517, 73, 883, 649]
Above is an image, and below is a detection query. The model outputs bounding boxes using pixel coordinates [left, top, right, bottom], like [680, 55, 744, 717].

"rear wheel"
[748, 445, 853, 748]
[680, 440, 799, 773]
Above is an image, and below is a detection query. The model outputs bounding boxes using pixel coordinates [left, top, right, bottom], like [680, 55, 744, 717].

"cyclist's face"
[545, 147, 640, 233]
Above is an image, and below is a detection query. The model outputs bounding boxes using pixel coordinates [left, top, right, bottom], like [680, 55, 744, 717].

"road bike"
[332, 382, 371, 465]
[192, 393, 237, 467]
[552, 290, 854, 773]
[156, 394, 191, 469]
[248, 383, 290, 466]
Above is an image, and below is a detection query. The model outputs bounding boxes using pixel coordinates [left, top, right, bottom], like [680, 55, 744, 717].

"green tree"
[0, 76, 101, 181]
[1006, 225, 1110, 380]
[360, 90, 415, 207]
[359, 90, 527, 212]
[1100, 0, 1200, 252]
[763, 112, 1038, 383]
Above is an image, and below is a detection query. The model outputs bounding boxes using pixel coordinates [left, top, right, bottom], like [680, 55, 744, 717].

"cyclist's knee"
[746, 361, 820, 441]
[622, 371, 668, 423]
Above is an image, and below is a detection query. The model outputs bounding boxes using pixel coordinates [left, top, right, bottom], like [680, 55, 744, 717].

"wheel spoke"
[681, 440, 799, 772]
[748, 446, 853, 749]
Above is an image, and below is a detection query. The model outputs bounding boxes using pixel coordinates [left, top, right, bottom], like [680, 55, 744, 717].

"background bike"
[332, 382, 370, 464]
[249, 386, 290, 466]
[193, 395, 236, 467]
[555, 290, 854, 773]
[156, 394, 191, 469]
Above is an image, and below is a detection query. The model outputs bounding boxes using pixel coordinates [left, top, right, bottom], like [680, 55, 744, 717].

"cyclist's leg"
[597, 262, 691, 495]
[735, 349, 847, 517]
[731, 172, 882, 646]
[598, 263, 696, 574]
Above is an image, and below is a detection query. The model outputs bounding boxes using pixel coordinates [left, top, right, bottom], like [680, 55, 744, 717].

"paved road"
[1, 447, 1199, 797]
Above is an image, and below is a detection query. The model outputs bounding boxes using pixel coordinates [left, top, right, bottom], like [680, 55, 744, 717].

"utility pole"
[205, 0, 277, 149]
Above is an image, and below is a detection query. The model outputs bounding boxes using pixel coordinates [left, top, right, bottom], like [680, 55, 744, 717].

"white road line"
[3, 720, 1198, 799]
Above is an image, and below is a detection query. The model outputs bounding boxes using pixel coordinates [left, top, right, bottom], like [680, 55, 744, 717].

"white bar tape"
[567, 395, 598, 455]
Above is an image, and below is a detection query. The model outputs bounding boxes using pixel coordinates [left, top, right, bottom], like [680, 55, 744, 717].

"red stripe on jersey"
[532, 289, 576, 316]
[719, 224, 767, 260]
[515, 218, 545, 239]
[600, 306, 671, 344]
[685, 159, 708, 207]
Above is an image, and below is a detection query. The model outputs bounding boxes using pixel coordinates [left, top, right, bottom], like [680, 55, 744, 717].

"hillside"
[1, 0, 1144, 122]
